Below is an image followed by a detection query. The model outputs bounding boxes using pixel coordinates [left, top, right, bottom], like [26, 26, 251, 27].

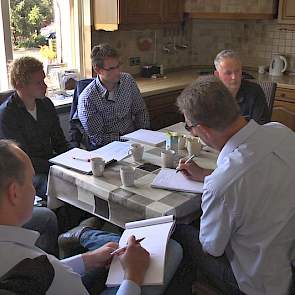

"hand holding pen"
[176, 154, 196, 173]
[111, 237, 145, 256]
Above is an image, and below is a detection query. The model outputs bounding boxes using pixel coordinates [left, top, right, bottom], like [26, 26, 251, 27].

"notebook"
[106, 215, 175, 286]
[151, 168, 204, 193]
[49, 141, 131, 174]
[121, 129, 166, 147]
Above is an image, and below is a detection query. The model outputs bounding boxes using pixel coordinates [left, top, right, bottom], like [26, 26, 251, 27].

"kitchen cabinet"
[93, 0, 184, 31]
[278, 0, 295, 24]
[144, 90, 184, 131]
[272, 87, 295, 131]
[185, 0, 277, 20]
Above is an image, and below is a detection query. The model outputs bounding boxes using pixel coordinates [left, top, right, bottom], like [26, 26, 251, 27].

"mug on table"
[120, 166, 136, 187]
[161, 150, 175, 168]
[91, 157, 105, 177]
[186, 137, 202, 157]
[128, 143, 144, 162]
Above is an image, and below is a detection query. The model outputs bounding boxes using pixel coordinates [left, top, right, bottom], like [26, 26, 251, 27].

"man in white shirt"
[174, 76, 295, 295]
[0, 139, 182, 295]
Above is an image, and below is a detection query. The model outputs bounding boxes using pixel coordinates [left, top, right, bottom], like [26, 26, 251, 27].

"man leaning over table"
[214, 49, 270, 124]
[172, 76, 295, 295]
[0, 139, 183, 295]
[0, 56, 69, 198]
[78, 43, 150, 149]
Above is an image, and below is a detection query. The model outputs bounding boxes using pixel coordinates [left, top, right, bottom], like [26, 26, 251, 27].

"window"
[0, 0, 88, 92]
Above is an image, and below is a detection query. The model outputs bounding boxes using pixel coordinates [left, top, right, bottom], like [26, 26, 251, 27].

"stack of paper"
[151, 168, 203, 193]
[121, 129, 166, 146]
[49, 141, 131, 174]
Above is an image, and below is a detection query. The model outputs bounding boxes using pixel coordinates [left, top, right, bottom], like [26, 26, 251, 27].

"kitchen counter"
[50, 68, 295, 108]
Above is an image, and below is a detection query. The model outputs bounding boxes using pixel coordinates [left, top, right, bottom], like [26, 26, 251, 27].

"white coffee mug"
[258, 65, 266, 74]
[128, 143, 144, 162]
[91, 157, 105, 177]
[161, 150, 175, 168]
[178, 135, 186, 150]
[120, 166, 136, 187]
[186, 137, 202, 157]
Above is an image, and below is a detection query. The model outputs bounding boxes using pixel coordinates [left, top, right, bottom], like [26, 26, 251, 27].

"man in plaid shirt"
[78, 44, 150, 148]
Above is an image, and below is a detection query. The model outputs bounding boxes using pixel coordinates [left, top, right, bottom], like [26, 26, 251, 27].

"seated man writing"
[0, 140, 183, 295]
[173, 76, 295, 295]
[78, 43, 150, 149]
[214, 49, 270, 124]
[0, 57, 69, 197]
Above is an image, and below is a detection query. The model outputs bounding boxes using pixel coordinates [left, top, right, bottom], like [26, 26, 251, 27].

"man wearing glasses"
[173, 76, 295, 295]
[78, 43, 150, 149]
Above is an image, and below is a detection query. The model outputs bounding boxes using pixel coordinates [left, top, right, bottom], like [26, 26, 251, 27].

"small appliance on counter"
[141, 65, 161, 78]
[269, 54, 288, 76]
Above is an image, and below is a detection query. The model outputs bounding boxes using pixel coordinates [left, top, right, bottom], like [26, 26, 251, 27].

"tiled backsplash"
[91, 19, 295, 75]
[91, 26, 192, 75]
[192, 19, 295, 72]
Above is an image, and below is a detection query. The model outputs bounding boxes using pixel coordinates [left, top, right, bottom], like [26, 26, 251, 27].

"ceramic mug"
[186, 137, 202, 157]
[161, 150, 175, 168]
[128, 143, 144, 162]
[91, 157, 105, 177]
[120, 166, 136, 187]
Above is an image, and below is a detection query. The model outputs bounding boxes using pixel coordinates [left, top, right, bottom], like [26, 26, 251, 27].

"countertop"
[51, 68, 295, 108]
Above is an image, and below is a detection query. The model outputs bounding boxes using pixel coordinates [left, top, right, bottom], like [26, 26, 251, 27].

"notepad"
[49, 141, 131, 174]
[106, 215, 175, 286]
[121, 129, 166, 146]
[151, 168, 204, 193]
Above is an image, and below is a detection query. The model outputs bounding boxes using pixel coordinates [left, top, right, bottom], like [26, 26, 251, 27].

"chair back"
[254, 80, 277, 115]
[69, 78, 94, 149]
[0, 90, 14, 106]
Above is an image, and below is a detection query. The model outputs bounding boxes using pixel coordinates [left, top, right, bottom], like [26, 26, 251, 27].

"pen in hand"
[176, 154, 196, 173]
[110, 237, 145, 256]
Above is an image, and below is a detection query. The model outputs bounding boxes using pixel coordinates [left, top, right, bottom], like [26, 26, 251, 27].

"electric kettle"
[269, 54, 288, 76]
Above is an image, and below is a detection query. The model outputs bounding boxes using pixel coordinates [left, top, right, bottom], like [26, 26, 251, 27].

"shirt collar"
[95, 75, 120, 102]
[0, 225, 40, 246]
[217, 119, 259, 166]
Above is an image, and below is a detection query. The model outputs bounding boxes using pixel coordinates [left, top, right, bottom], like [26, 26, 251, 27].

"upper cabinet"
[185, 0, 277, 20]
[93, 0, 184, 31]
[278, 0, 295, 24]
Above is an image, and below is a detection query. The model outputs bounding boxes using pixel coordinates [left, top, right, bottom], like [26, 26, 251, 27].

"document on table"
[151, 168, 204, 193]
[121, 129, 166, 146]
[49, 141, 131, 174]
[106, 215, 175, 286]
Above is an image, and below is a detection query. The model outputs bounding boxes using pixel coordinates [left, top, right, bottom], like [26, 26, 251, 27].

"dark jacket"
[237, 79, 270, 125]
[0, 93, 69, 174]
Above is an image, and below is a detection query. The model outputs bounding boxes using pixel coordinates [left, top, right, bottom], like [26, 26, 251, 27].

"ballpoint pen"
[110, 237, 145, 256]
[176, 154, 196, 173]
[72, 157, 90, 162]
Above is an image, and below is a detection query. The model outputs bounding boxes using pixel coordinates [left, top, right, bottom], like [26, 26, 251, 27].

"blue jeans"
[33, 174, 48, 198]
[80, 230, 183, 295]
[23, 207, 59, 256]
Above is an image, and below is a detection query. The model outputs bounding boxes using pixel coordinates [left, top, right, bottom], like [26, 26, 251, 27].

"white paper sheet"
[121, 129, 166, 146]
[151, 168, 203, 193]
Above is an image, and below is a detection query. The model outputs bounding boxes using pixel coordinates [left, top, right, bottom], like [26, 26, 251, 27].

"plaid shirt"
[78, 73, 150, 148]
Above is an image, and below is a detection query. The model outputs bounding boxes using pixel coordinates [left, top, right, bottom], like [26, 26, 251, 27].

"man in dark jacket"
[0, 56, 69, 197]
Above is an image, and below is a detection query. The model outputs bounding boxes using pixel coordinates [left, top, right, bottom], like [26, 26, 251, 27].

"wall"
[191, 19, 295, 72]
[91, 25, 192, 75]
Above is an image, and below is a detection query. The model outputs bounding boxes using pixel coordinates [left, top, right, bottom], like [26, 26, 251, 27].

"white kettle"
[269, 54, 288, 76]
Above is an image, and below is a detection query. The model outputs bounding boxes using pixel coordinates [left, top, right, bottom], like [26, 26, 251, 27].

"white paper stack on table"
[106, 215, 175, 286]
[121, 129, 166, 147]
[49, 141, 131, 174]
[151, 168, 204, 193]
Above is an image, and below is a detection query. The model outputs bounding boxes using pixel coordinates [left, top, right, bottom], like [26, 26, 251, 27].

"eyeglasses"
[102, 62, 122, 71]
[185, 122, 198, 132]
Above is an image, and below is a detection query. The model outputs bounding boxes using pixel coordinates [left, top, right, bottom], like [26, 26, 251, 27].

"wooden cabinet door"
[272, 87, 295, 131]
[163, 0, 184, 23]
[278, 0, 295, 24]
[119, 0, 162, 25]
[145, 90, 184, 131]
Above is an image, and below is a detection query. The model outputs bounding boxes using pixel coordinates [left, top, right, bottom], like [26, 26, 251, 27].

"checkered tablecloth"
[47, 123, 218, 228]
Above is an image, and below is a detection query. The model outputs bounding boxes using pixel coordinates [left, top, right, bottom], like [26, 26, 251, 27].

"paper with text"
[151, 168, 203, 193]
[106, 215, 175, 286]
